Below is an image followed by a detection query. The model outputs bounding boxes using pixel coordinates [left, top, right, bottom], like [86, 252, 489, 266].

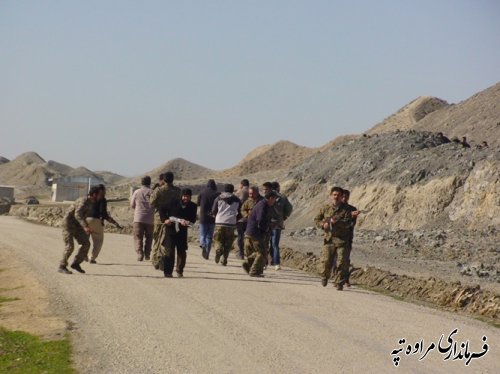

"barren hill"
[218, 140, 317, 177]
[0, 152, 53, 186]
[412, 82, 500, 147]
[367, 82, 500, 147]
[0, 152, 125, 188]
[125, 158, 214, 186]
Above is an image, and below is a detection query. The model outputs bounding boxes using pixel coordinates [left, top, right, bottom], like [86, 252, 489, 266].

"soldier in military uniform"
[150, 172, 182, 270]
[314, 186, 357, 290]
[58, 186, 101, 274]
[242, 191, 277, 277]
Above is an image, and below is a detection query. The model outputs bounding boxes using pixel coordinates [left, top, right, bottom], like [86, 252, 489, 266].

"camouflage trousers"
[319, 240, 351, 286]
[243, 236, 266, 275]
[151, 223, 167, 270]
[60, 224, 90, 267]
[213, 226, 235, 262]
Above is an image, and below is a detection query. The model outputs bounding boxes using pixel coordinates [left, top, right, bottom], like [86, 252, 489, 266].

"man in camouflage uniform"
[314, 186, 357, 290]
[242, 191, 278, 277]
[58, 186, 101, 274]
[150, 172, 181, 270]
[240, 186, 263, 224]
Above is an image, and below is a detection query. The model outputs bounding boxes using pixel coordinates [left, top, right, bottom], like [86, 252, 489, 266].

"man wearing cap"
[160, 189, 197, 277]
[211, 184, 241, 266]
[242, 191, 278, 277]
[150, 171, 181, 270]
[130, 176, 155, 261]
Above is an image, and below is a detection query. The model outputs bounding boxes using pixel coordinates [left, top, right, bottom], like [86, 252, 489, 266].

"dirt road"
[0, 216, 498, 373]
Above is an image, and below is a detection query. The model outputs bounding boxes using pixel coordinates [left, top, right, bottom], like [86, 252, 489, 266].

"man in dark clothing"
[342, 189, 359, 287]
[150, 172, 182, 270]
[86, 184, 122, 264]
[197, 179, 220, 260]
[242, 191, 278, 277]
[160, 189, 197, 277]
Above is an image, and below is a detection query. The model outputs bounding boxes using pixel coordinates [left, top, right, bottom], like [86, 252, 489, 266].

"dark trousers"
[162, 233, 188, 276]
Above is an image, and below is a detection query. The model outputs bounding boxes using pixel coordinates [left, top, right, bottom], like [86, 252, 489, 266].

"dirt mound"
[219, 140, 317, 177]
[367, 96, 449, 135]
[0, 152, 125, 188]
[280, 247, 500, 323]
[0, 152, 53, 186]
[122, 157, 213, 187]
[367, 82, 500, 147]
[414, 82, 500, 147]
[284, 130, 499, 231]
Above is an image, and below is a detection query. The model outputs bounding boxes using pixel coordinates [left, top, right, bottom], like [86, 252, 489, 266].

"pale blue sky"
[1, 0, 499, 176]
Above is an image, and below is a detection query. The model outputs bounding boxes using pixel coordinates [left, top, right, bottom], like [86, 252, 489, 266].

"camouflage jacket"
[314, 203, 353, 243]
[150, 183, 182, 224]
[240, 196, 263, 222]
[63, 196, 93, 229]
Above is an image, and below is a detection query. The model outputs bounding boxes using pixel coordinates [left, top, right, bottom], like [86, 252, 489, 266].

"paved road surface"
[0, 216, 498, 373]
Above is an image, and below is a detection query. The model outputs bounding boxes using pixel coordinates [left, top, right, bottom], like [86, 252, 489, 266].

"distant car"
[25, 197, 39, 205]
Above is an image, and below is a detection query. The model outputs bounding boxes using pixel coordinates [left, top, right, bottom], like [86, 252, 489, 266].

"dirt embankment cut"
[281, 247, 500, 325]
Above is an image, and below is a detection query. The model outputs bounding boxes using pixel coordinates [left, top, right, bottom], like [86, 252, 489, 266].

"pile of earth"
[283, 130, 499, 232]
[280, 247, 500, 324]
[0, 152, 125, 192]
[368, 82, 500, 148]
[217, 140, 317, 177]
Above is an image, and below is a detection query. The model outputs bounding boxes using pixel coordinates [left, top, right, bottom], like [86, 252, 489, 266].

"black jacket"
[160, 200, 197, 242]
[197, 181, 220, 224]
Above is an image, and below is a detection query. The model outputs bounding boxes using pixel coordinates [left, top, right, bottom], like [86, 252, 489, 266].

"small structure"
[0, 185, 15, 203]
[51, 176, 104, 202]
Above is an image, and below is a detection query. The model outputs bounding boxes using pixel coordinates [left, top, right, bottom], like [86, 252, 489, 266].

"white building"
[51, 176, 104, 202]
[0, 185, 15, 202]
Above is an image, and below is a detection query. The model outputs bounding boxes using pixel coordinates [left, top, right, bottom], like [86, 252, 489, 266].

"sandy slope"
[0, 216, 498, 374]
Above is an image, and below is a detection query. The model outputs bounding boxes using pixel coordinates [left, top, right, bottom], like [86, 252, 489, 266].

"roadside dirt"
[0, 250, 67, 340]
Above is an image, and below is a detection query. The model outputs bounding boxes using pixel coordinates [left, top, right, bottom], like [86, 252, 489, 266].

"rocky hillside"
[284, 131, 499, 231]
[0, 156, 9, 165]
[367, 82, 500, 147]
[218, 140, 317, 177]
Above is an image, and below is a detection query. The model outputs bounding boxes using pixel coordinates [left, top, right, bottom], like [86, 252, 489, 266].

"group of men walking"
[58, 172, 360, 291]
